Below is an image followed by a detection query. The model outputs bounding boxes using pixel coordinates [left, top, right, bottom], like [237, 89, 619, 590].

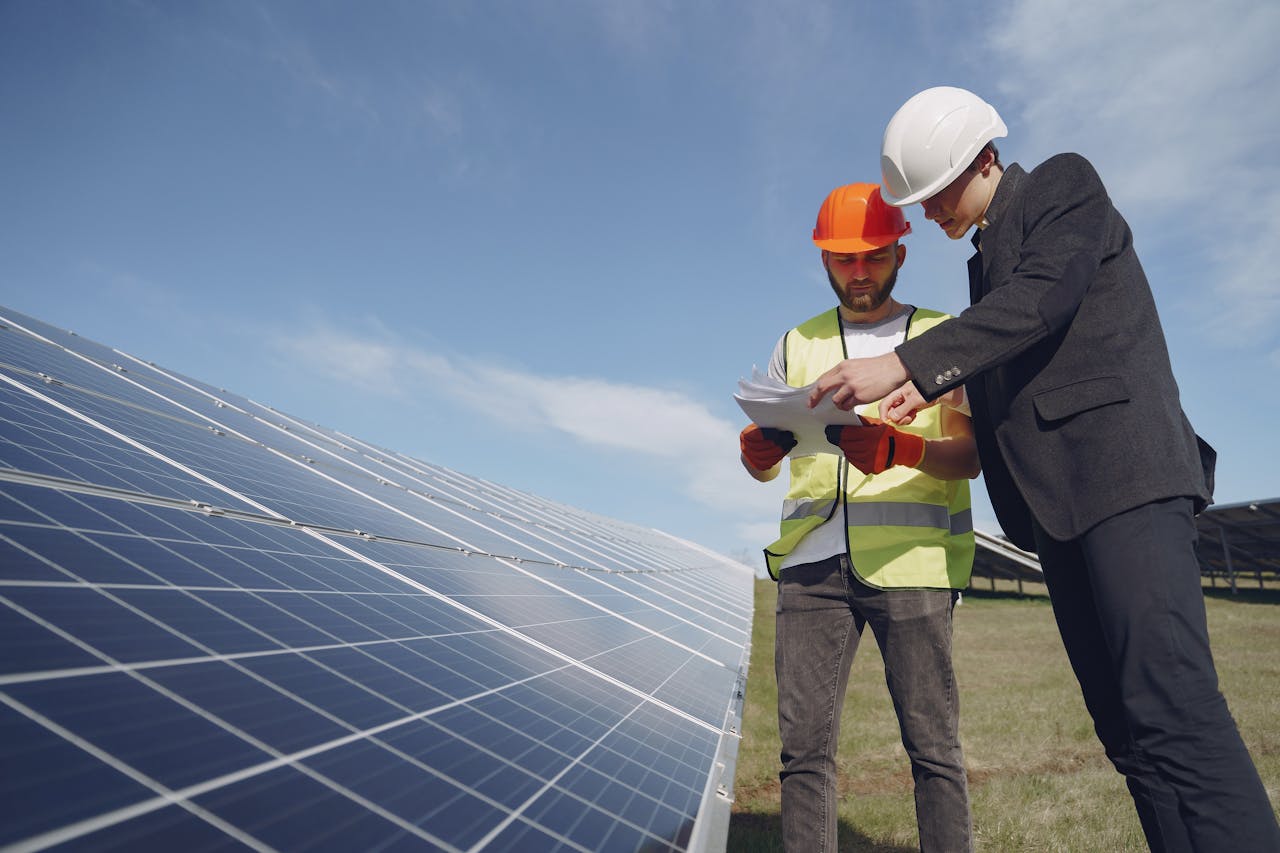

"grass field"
[728, 579, 1280, 852]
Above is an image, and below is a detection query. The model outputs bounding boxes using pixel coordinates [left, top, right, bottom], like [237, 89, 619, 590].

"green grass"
[728, 579, 1280, 852]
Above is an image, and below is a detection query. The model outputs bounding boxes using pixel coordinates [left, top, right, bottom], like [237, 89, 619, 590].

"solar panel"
[0, 305, 754, 852]
[1195, 498, 1280, 591]
[970, 529, 1042, 587]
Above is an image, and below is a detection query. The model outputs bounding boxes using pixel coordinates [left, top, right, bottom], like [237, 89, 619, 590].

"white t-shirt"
[768, 305, 911, 571]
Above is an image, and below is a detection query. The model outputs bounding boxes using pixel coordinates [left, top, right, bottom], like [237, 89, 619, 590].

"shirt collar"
[972, 162, 1024, 251]
[981, 163, 1024, 231]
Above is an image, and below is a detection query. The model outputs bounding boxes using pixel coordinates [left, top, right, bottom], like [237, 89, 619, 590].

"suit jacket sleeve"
[896, 154, 1111, 399]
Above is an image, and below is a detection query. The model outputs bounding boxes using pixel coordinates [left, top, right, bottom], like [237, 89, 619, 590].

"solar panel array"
[1195, 498, 1280, 592]
[0, 305, 754, 853]
[970, 529, 1042, 588]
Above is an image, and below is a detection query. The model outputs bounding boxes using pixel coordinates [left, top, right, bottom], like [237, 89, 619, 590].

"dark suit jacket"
[895, 154, 1212, 551]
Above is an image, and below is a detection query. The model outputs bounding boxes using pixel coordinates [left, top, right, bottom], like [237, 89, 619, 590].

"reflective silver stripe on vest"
[781, 498, 837, 522]
[782, 499, 972, 534]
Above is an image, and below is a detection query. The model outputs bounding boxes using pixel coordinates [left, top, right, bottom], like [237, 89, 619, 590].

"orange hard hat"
[812, 182, 911, 253]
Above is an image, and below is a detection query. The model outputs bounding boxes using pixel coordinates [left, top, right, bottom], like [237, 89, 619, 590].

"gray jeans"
[775, 554, 972, 853]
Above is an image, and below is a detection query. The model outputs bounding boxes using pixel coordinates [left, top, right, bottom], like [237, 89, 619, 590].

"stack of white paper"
[734, 367, 867, 457]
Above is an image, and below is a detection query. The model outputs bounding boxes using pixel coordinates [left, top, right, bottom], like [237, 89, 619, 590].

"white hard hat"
[880, 86, 1007, 207]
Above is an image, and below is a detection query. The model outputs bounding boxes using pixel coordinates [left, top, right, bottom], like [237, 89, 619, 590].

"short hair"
[966, 141, 1002, 172]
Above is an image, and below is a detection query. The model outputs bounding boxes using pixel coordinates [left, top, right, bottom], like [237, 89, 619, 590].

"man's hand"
[807, 351, 910, 411]
[740, 424, 797, 472]
[825, 419, 924, 475]
[881, 381, 930, 425]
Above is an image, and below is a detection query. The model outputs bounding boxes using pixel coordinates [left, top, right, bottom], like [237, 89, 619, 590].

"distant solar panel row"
[1194, 498, 1280, 591]
[0, 306, 754, 852]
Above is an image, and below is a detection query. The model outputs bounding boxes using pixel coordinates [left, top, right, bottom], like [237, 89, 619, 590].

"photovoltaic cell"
[0, 306, 752, 852]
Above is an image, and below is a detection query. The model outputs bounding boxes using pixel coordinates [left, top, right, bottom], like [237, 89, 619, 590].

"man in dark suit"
[807, 86, 1279, 851]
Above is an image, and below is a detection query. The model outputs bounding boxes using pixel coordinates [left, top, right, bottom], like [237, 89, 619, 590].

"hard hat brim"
[881, 169, 965, 207]
[881, 183, 936, 208]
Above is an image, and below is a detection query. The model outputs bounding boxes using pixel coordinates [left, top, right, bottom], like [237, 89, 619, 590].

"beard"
[828, 264, 898, 314]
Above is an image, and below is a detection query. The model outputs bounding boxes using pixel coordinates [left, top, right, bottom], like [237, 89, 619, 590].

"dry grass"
[728, 580, 1280, 852]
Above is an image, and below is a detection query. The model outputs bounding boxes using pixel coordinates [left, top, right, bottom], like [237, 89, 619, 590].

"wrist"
[885, 351, 910, 385]
[891, 428, 925, 468]
[939, 386, 970, 416]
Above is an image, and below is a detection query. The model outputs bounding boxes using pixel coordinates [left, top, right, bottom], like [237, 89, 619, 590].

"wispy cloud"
[274, 320, 785, 537]
[729, 1, 839, 246]
[991, 0, 1278, 206]
[420, 80, 464, 138]
[574, 0, 678, 58]
[989, 0, 1280, 346]
[77, 264, 184, 317]
[156, 3, 511, 185]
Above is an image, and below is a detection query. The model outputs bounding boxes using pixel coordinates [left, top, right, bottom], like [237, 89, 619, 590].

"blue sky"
[2, 1, 1277, 569]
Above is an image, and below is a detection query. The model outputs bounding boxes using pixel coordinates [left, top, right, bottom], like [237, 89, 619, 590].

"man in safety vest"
[739, 182, 981, 853]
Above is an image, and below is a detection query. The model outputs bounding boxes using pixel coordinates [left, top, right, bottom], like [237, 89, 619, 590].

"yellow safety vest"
[763, 307, 974, 587]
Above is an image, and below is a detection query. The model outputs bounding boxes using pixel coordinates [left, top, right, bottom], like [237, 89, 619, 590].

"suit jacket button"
[951, 366, 961, 375]
[935, 375, 945, 385]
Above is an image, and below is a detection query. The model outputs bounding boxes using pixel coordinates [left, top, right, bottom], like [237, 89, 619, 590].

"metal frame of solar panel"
[1194, 498, 1280, 593]
[969, 529, 1042, 589]
[0, 306, 754, 853]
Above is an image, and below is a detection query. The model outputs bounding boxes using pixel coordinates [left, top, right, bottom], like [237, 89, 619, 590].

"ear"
[820, 249, 830, 269]
[896, 243, 907, 268]
[976, 145, 996, 177]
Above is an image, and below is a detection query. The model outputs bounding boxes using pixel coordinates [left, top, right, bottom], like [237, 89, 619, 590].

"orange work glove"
[740, 424, 797, 471]
[824, 419, 924, 474]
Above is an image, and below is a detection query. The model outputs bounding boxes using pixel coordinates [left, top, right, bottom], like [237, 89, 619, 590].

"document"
[734, 367, 867, 457]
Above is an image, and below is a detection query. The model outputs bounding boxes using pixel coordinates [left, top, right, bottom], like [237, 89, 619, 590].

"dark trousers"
[775, 554, 972, 853]
[1033, 496, 1280, 852]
